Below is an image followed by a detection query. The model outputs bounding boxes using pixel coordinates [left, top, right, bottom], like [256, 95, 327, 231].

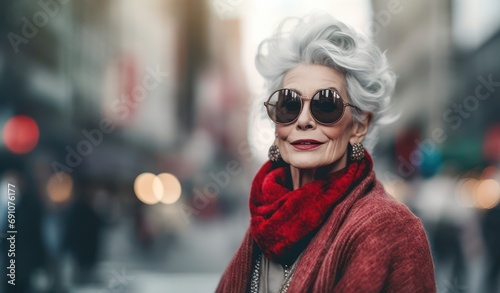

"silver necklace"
[249, 252, 299, 293]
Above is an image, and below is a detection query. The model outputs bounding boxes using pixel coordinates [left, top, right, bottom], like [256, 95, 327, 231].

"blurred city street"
[71, 217, 248, 293]
[1, 0, 500, 292]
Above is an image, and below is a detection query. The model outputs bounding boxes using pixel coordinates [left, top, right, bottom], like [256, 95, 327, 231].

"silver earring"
[268, 144, 281, 162]
[350, 143, 365, 161]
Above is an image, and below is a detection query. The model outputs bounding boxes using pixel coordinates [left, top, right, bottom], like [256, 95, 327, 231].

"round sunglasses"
[263, 88, 361, 125]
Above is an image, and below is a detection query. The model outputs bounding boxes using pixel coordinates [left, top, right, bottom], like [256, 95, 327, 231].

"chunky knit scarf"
[250, 151, 373, 265]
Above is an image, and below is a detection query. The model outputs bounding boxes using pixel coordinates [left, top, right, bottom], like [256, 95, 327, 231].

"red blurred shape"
[395, 127, 421, 160]
[3, 115, 39, 154]
[483, 124, 500, 162]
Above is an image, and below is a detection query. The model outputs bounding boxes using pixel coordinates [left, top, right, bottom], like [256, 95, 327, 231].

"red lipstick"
[290, 139, 324, 150]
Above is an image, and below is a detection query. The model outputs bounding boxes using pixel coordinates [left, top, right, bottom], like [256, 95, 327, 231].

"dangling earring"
[268, 144, 281, 161]
[350, 142, 365, 161]
[268, 135, 281, 162]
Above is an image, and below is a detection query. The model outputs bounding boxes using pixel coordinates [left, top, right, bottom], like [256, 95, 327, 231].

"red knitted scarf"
[250, 151, 373, 265]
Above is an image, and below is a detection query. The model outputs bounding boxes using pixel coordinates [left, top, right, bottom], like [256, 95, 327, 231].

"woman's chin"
[285, 156, 329, 170]
[284, 152, 346, 171]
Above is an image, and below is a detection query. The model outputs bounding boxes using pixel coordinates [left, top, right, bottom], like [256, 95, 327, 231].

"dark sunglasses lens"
[311, 89, 344, 123]
[267, 89, 301, 123]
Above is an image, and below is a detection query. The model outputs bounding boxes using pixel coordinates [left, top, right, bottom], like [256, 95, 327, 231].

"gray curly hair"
[255, 12, 397, 153]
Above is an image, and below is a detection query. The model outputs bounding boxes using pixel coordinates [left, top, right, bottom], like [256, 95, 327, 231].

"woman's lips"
[290, 139, 324, 150]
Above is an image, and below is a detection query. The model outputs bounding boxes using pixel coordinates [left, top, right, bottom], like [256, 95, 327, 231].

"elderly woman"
[216, 13, 435, 293]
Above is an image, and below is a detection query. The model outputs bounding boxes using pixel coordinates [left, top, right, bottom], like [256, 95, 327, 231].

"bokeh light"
[46, 172, 74, 203]
[475, 179, 500, 209]
[134, 172, 162, 205]
[157, 173, 182, 204]
[134, 173, 182, 205]
[481, 166, 499, 179]
[2, 115, 39, 154]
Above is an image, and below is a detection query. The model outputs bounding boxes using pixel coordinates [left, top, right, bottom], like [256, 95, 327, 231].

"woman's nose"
[295, 100, 316, 130]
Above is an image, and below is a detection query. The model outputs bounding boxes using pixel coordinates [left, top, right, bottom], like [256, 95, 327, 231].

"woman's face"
[275, 64, 363, 171]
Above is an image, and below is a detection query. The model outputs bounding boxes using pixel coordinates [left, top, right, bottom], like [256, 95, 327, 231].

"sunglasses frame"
[263, 88, 362, 125]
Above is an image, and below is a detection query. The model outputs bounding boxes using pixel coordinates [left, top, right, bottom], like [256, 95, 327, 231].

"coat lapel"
[287, 171, 377, 291]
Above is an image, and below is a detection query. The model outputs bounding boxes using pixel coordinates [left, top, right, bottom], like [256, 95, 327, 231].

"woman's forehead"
[282, 64, 347, 95]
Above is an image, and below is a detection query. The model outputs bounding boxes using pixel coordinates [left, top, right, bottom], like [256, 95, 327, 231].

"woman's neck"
[289, 153, 348, 190]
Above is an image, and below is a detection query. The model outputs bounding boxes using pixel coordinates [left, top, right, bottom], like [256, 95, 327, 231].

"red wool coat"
[216, 170, 436, 292]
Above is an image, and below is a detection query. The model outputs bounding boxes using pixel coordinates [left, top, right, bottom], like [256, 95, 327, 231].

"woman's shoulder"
[328, 181, 436, 292]
[342, 180, 428, 242]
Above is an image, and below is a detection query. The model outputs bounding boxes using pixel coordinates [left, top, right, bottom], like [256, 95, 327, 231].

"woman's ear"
[349, 112, 373, 144]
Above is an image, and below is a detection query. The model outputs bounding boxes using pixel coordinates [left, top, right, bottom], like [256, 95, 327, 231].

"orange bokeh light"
[46, 172, 74, 203]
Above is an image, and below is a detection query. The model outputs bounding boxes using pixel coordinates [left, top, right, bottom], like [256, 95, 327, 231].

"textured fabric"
[259, 253, 286, 293]
[250, 152, 372, 265]
[216, 162, 436, 292]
